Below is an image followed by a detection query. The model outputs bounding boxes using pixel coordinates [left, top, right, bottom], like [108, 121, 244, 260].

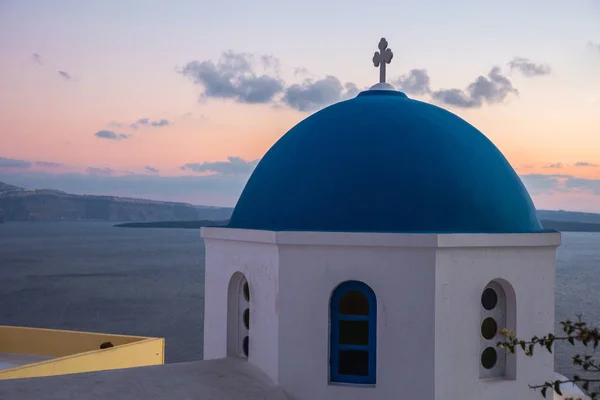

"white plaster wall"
[202, 234, 281, 383]
[277, 244, 437, 400]
[435, 242, 558, 400]
[202, 229, 560, 400]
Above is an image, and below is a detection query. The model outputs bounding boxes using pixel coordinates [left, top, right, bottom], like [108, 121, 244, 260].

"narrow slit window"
[329, 281, 377, 385]
[479, 281, 508, 379]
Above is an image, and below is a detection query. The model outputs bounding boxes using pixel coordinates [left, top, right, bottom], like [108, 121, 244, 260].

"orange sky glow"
[1, 1, 599, 211]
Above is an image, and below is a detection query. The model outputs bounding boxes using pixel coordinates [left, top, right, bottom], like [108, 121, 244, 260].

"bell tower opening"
[227, 272, 250, 358]
[479, 279, 516, 380]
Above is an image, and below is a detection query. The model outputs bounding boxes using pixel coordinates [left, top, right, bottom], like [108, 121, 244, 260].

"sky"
[0, 0, 599, 211]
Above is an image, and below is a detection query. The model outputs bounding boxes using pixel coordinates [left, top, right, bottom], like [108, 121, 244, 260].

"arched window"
[227, 272, 250, 358]
[329, 281, 377, 385]
[479, 280, 515, 379]
[239, 278, 250, 358]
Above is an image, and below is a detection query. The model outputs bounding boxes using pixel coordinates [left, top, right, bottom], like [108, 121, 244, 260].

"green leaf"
[554, 380, 562, 396]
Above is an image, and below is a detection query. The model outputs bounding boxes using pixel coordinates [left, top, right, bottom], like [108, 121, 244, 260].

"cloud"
[86, 167, 114, 176]
[393, 69, 431, 95]
[126, 118, 171, 129]
[0, 157, 32, 169]
[151, 119, 169, 127]
[544, 162, 564, 169]
[36, 161, 63, 168]
[575, 161, 599, 167]
[181, 156, 258, 175]
[282, 76, 359, 112]
[564, 176, 600, 195]
[58, 70, 72, 80]
[508, 57, 551, 77]
[94, 130, 132, 140]
[519, 174, 566, 195]
[260, 55, 281, 73]
[32, 53, 43, 65]
[293, 67, 313, 77]
[180, 51, 284, 104]
[519, 173, 600, 197]
[430, 88, 479, 108]
[431, 67, 518, 109]
[145, 166, 159, 173]
[131, 118, 150, 128]
[180, 51, 552, 112]
[588, 42, 600, 53]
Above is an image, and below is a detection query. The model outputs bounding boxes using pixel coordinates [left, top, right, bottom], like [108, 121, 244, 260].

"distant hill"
[3, 180, 600, 231]
[536, 209, 600, 224]
[0, 181, 23, 193]
[0, 181, 233, 222]
[115, 219, 600, 232]
[115, 220, 230, 229]
[539, 219, 600, 232]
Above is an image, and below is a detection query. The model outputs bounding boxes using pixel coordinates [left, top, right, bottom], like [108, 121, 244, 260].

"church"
[0, 39, 587, 400]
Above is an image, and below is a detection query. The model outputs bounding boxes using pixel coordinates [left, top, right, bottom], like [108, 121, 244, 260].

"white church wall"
[202, 231, 281, 383]
[202, 229, 560, 400]
[276, 232, 438, 400]
[434, 233, 560, 400]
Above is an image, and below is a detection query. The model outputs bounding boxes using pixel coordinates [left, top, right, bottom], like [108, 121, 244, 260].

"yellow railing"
[0, 326, 164, 380]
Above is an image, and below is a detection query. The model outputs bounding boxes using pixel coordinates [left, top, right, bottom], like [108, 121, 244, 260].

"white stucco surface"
[202, 228, 561, 400]
[435, 242, 557, 399]
[203, 232, 281, 383]
[0, 358, 289, 400]
[0, 356, 580, 400]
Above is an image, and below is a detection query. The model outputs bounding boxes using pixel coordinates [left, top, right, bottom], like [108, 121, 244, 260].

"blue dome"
[228, 90, 542, 233]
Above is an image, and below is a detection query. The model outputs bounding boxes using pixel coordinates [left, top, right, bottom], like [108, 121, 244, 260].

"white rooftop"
[0, 358, 289, 400]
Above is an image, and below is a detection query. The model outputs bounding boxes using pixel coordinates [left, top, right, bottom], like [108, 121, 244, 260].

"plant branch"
[496, 316, 599, 399]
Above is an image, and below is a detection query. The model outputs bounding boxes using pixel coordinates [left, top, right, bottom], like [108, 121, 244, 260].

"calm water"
[0, 222, 598, 375]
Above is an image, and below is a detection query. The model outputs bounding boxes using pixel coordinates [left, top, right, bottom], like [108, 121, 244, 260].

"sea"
[0, 221, 598, 378]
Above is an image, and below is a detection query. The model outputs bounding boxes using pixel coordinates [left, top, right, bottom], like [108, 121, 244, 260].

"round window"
[481, 288, 498, 310]
[243, 308, 250, 329]
[481, 347, 497, 369]
[481, 317, 498, 340]
[243, 282, 250, 302]
[242, 336, 249, 357]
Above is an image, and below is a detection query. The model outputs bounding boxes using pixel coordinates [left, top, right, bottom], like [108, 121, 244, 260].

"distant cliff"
[3, 180, 600, 230]
[115, 220, 230, 229]
[0, 181, 233, 222]
[115, 219, 600, 232]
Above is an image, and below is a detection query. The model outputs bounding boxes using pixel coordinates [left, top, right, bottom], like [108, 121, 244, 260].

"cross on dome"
[372, 38, 393, 83]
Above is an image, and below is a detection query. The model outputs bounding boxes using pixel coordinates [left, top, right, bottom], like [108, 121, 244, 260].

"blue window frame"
[329, 280, 377, 385]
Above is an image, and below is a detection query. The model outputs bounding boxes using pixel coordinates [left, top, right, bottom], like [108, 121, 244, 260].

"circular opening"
[481, 317, 498, 340]
[242, 336, 249, 357]
[481, 347, 497, 369]
[243, 282, 250, 302]
[481, 288, 498, 310]
[243, 308, 250, 329]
